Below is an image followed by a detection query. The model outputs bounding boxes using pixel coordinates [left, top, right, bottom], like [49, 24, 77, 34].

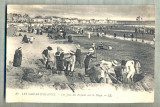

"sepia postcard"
[6, 5, 155, 103]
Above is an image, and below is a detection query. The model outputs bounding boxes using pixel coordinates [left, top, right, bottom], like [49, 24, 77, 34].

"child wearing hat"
[55, 47, 64, 74]
[84, 48, 96, 76]
[75, 44, 82, 68]
[42, 46, 53, 69]
[66, 51, 76, 76]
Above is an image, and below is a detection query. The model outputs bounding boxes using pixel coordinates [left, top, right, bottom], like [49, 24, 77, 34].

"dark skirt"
[56, 60, 64, 71]
[13, 51, 22, 67]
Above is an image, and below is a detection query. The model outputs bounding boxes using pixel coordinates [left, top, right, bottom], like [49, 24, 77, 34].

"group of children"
[41, 43, 98, 77]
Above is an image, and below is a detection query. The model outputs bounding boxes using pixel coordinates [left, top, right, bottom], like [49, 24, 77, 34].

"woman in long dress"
[55, 47, 64, 74]
[13, 47, 22, 67]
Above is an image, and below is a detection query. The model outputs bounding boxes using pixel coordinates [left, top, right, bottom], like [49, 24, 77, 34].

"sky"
[7, 5, 155, 21]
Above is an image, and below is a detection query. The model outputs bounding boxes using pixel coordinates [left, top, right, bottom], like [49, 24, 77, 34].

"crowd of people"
[41, 44, 84, 77]
[39, 42, 141, 84]
[11, 24, 142, 84]
[12, 42, 141, 84]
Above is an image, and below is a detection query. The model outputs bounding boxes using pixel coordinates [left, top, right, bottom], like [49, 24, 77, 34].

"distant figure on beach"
[114, 32, 116, 38]
[97, 32, 99, 37]
[13, 47, 22, 67]
[22, 35, 29, 43]
[39, 29, 43, 35]
[63, 30, 66, 39]
[45, 46, 54, 69]
[19, 33, 22, 36]
[81, 29, 84, 35]
[97, 42, 104, 50]
[123, 34, 126, 40]
[153, 36, 155, 46]
[88, 32, 91, 39]
[91, 43, 96, 53]
[68, 35, 73, 43]
[92, 43, 96, 49]
[135, 28, 137, 33]
[131, 33, 134, 41]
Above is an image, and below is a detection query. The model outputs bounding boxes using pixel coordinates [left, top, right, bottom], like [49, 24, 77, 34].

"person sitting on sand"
[19, 33, 22, 36]
[22, 35, 29, 43]
[97, 42, 104, 49]
[68, 35, 73, 43]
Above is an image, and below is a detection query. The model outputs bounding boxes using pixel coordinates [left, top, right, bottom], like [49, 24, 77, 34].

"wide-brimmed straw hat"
[112, 60, 118, 66]
[88, 48, 94, 53]
[76, 44, 80, 49]
[70, 50, 75, 55]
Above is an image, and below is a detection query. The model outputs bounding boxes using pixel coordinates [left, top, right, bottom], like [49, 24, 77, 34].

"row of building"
[7, 13, 116, 25]
[7, 13, 30, 23]
[7, 13, 155, 26]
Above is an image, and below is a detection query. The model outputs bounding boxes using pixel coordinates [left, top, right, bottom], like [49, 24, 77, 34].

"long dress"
[55, 52, 64, 71]
[13, 49, 22, 67]
[75, 49, 81, 65]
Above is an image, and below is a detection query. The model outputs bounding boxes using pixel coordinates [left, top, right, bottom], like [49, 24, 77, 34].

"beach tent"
[7, 25, 17, 36]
